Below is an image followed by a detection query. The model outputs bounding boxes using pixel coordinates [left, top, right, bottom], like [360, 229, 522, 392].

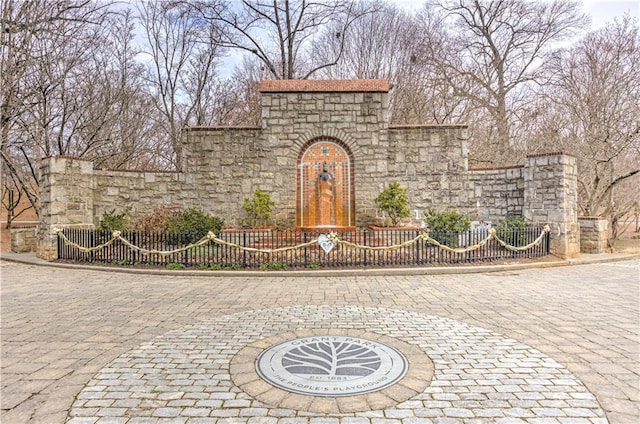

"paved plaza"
[0, 258, 638, 423]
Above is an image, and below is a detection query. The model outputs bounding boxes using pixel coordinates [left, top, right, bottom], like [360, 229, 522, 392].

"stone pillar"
[524, 153, 579, 258]
[37, 157, 95, 260]
[578, 217, 609, 253]
[10, 228, 37, 253]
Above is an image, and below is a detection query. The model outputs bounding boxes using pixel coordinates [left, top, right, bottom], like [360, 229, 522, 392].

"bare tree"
[137, 0, 224, 169]
[422, 0, 588, 165]
[536, 16, 640, 242]
[90, 8, 168, 170]
[1, 0, 113, 218]
[314, 1, 408, 80]
[311, 2, 469, 124]
[396, 6, 472, 125]
[191, 0, 380, 80]
[209, 56, 270, 126]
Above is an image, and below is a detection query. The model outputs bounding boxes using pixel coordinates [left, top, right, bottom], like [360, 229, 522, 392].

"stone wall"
[578, 217, 608, 253]
[385, 126, 469, 221]
[465, 167, 525, 221]
[183, 127, 268, 226]
[259, 83, 391, 227]
[93, 170, 188, 225]
[182, 85, 475, 227]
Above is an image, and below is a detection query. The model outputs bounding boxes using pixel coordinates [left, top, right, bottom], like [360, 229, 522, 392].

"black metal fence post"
[303, 232, 308, 268]
[242, 231, 247, 268]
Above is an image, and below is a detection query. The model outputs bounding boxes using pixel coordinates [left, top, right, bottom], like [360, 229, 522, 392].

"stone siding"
[260, 90, 390, 226]
[184, 127, 268, 227]
[578, 217, 608, 253]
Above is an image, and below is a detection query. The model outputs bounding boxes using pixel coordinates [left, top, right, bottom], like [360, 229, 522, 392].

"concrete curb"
[1, 251, 638, 277]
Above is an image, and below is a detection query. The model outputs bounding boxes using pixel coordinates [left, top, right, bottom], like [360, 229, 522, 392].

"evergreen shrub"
[423, 209, 471, 247]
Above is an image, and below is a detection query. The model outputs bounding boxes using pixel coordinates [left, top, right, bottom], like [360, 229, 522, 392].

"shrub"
[423, 209, 471, 247]
[260, 261, 288, 271]
[374, 182, 411, 226]
[242, 189, 275, 228]
[167, 208, 224, 242]
[97, 207, 132, 233]
[497, 216, 527, 246]
[132, 204, 176, 232]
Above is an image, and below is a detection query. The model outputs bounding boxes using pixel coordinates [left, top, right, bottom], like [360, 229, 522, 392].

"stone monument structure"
[36, 79, 580, 259]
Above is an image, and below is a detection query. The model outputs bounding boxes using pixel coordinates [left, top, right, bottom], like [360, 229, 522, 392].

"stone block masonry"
[36, 79, 580, 259]
[93, 169, 189, 225]
[10, 227, 37, 253]
[37, 157, 95, 260]
[578, 217, 608, 253]
[525, 153, 579, 257]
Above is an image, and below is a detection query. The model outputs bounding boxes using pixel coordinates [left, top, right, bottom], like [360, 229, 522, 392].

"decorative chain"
[54, 225, 550, 256]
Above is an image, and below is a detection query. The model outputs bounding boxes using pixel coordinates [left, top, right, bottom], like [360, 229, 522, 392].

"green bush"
[260, 261, 288, 271]
[497, 216, 527, 246]
[374, 182, 411, 226]
[242, 189, 275, 228]
[98, 207, 132, 233]
[167, 208, 224, 242]
[423, 209, 471, 247]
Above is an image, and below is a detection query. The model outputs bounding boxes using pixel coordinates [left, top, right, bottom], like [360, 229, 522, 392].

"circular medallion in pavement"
[68, 306, 608, 421]
[256, 335, 407, 396]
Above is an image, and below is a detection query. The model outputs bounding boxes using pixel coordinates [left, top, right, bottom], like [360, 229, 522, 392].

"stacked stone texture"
[37, 157, 95, 259]
[10, 228, 37, 252]
[524, 154, 579, 257]
[578, 217, 608, 253]
[93, 170, 188, 225]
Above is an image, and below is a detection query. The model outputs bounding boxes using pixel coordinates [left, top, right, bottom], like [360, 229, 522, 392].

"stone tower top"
[259, 79, 389, 93]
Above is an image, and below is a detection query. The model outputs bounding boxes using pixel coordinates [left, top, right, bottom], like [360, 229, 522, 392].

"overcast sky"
[583, 0, 640, 26]
[395, 0, 640, 28]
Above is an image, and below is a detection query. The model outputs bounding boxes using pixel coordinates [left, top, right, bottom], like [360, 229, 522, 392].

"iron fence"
[57, 227, 550, 269]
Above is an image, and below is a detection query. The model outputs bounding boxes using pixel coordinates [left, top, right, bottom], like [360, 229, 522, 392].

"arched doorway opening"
[297, 138, 355, 230]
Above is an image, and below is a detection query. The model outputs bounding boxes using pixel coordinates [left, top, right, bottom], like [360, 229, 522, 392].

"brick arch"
[297, 137, 355, 230]
[291, 128, 362, 160]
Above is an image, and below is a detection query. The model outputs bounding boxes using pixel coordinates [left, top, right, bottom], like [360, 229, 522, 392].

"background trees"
[1, 0, 638, 239]
[418, 0, 589, 165]
[191, 0, 380, 80]
[534, 16, 640, 240]
[1, 0, 114, 221]
[137, 0, 226, 168]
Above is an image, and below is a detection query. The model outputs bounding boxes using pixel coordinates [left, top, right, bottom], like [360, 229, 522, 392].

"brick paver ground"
[0, 259, 638, 423]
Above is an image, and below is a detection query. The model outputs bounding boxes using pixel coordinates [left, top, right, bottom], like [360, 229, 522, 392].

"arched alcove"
[297, 138, 355, 230]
